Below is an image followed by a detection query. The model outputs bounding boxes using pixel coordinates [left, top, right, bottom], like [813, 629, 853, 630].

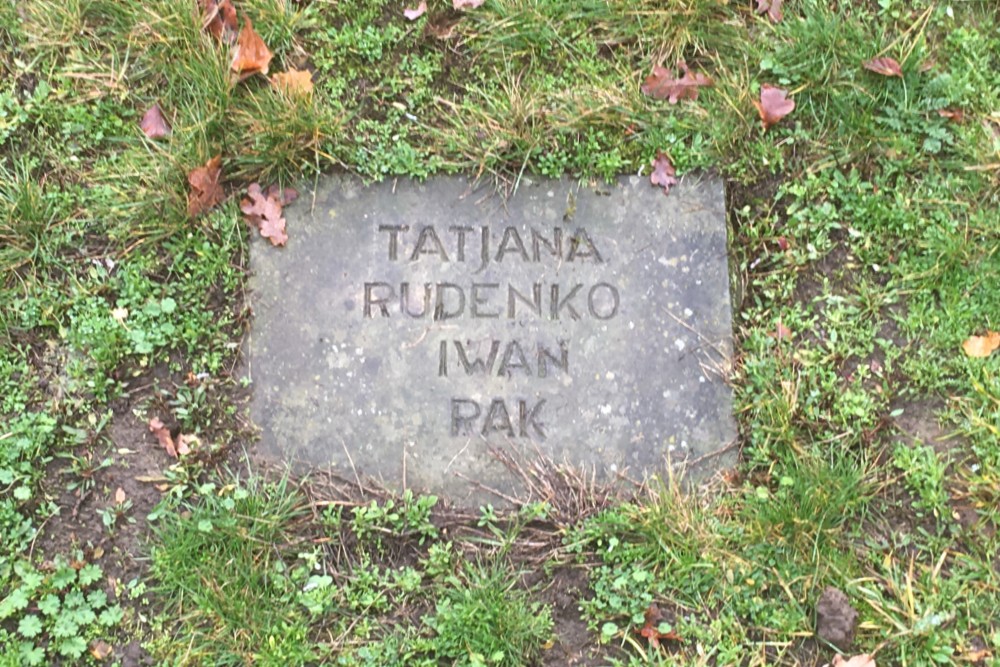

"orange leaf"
[962, 331, 1000, 358]
[650, 151, 677, 196]
[404, 0, 428, 20]
[641, 60, 713, 103]
[863, 57, 903, 77]
[201, 0, 238, 44]
[755, 0, 783, 22]
[140, 103, 171, 139]
[271, 69, 314, 97]
[753, 84, 795, 130]
[148, 417, 177, 458]
[241, 182, 288, 246]
[231, 17, 273, 79]
[187, 155, 224, 218]
[89, 639, 113, 661]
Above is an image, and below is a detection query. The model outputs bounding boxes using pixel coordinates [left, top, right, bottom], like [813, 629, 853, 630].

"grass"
[0, 0, 998, 664]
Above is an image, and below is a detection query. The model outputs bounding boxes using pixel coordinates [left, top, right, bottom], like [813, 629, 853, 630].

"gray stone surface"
[248, 175, 736, 503]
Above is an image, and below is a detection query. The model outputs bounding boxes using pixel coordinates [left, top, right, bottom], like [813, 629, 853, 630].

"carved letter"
[531, 227, 562, 261]
[550, 283, 582, 320]
[507, 283, 542, 318]
[518, 399, 546, 438]
[497, 340, 532, 377]
[449, 225, 474, 261]
[453, 340, 500, 375]
[378, 225, 409, 261]
[496, 227, 529, 262]
[482, 399, 515, 437]
[400, 282, 432, 318]
[451, 399, 481, 436]
[537, 341, 569, 378]
[471, 283, 501, 319]
[433, 283, 466, 320]
[363, 282, 395, 317]
[567, 228, 603, 263]
[410, 226, 450, 262]
[587, 282, 620, 320]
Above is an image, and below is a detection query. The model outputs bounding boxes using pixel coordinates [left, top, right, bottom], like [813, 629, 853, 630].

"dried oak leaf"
[453, 0, 485, 7]
[404, 0, 428, 20]
[201, 0, 238, 44]
[140, 103, 171, 139]
[271, 68, 314, 97]
[755, 0, 783, 22]
[639, 603, 683, 649]
[232, 17, 273, 80]
[641, 60, 713, 103]
[241, 182, 288, 246]
[650, 151, 678, 196]
[186, 155, 224, 218]
[89, 639, 113, 661]
[962, 331, 1000, 358]
[863, 57, 903, 77]
[753, 84, 795, 130]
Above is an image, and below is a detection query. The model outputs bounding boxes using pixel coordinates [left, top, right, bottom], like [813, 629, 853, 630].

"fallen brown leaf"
[140, 103, 171, 139]
[753, 84, 795, 130]
[863, 57, 903, 77]
[650, 151, 677, 196]
[639, 603, 683, 649]
[755, 0, 783, 22]
[962, 331, 1000, 358]
[271, 69, 314, 97]
[89, 639, 113, 661]
[641, 60, 713, 103]
[201, 0, 238, 44]
[241, 182, 288, 246]
[404, 0, 428, 20]
[232, 17, 273, 80]
[937, 108, 964, 123]
[186, 155, 224, 218]
[148, 417, 178, 458]
[453, 0, 485, 8]
[114, 487, 126, 504]
[829, 655, 875, 667]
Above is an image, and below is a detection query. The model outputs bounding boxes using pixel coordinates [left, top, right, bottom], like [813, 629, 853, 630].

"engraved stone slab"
[249, 175, 736, 502]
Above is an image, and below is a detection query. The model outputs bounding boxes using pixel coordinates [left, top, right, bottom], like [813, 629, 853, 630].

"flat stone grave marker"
[249, 175, 736, 502]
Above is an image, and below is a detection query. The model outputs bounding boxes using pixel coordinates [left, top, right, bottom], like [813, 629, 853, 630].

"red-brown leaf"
[453, 0, 485, 7]
[404, 0, 428, 20]
[186, 155, 224, 218]
[201, 0, 238, 44]
[241, 182, 288, 246]
[148, 417, 178, 458]
[650, 151, 678, 196]
[937, 108, 964, 123]
[639, 603, 683, 648]
[863, 57, 903, 77]
[752, 84, 795, 130]
[232, 17, 273, 79]
[755, 0, 783, 22]
[641, 60, 713, 103]
[140, 103, 171, 140]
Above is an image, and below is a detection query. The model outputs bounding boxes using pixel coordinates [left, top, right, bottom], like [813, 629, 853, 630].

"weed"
[0, 557, 124, 665]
